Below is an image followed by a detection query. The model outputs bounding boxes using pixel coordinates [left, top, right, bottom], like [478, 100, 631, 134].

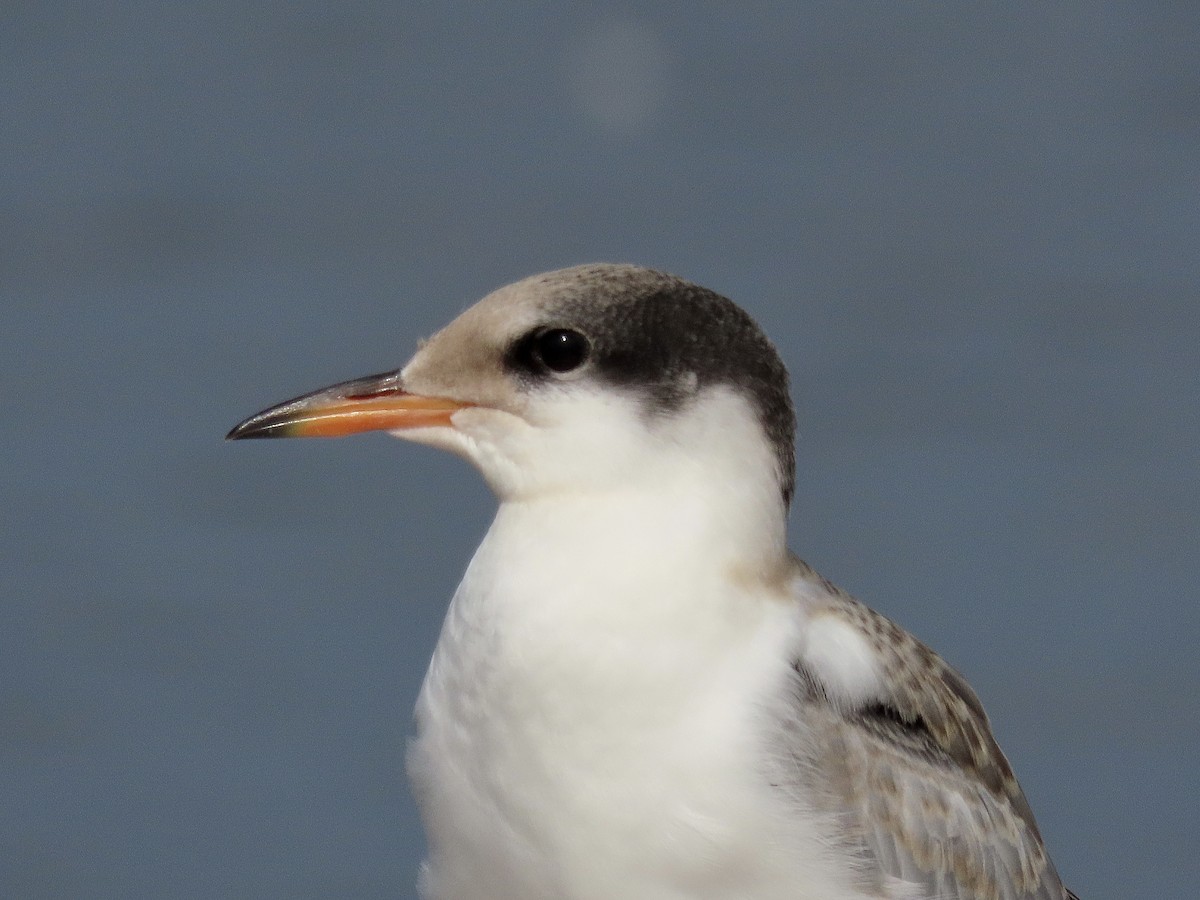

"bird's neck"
[431, 475, 793, 754]
[414, 472, 807, 899]
[542, 465, 781, 563]
[460, 472, 789, 651]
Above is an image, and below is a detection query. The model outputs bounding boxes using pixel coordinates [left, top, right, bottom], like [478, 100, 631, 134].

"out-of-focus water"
[3, 4, 1196, 898]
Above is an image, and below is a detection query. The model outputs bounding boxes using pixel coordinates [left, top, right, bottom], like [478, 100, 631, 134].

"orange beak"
[226, 371, 471, 440]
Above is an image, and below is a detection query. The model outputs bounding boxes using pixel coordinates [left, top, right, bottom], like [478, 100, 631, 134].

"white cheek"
[385, 405, 555, 501]
[383, 409, 512, 477]
[446, 389, 652, 500]
[386, 423, 472, 457]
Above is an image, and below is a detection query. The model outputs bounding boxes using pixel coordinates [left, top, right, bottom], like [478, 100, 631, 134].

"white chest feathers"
[406, 496, 877, 900]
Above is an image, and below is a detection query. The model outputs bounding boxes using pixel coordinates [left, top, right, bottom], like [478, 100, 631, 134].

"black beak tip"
[225, 421, 253, 441]
[226, 415, 280, 441]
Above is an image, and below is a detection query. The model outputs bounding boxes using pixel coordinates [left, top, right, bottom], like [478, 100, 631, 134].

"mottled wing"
[789, 566, 1075, 900]
[824, 696, 1066, 900]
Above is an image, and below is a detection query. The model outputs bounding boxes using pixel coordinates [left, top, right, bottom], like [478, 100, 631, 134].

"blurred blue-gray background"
[3, 3, 1196, 897]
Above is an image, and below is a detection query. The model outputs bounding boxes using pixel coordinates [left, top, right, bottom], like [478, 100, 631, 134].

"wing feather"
[786, 560, 1075, 900]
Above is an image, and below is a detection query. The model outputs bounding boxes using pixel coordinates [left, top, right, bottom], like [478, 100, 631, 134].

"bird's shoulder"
[778, 557, 1074, 900]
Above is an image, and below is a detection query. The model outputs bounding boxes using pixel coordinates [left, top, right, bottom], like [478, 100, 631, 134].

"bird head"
[228, 264, 796, 510]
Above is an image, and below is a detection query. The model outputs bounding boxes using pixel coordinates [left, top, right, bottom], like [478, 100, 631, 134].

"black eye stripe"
[507, 327, 591, 377]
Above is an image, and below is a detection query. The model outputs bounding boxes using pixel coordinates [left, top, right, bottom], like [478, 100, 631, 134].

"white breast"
[406, 492, 883, 900]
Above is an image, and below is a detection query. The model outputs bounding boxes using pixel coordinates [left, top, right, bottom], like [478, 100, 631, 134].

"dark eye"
[530, 328, 590, 374]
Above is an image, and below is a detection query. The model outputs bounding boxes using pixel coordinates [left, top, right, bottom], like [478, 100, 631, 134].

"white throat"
[433, 441, 789, 724]
[406, 388, 827, 900]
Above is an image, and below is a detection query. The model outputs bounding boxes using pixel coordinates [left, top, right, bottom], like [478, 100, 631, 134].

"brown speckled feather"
[785, 559, 1076, 900]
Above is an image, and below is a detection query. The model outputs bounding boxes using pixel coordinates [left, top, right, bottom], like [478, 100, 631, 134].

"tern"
[228, 264, 1077, 900]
